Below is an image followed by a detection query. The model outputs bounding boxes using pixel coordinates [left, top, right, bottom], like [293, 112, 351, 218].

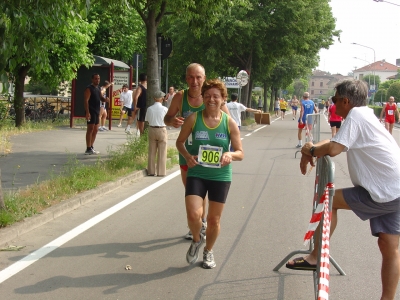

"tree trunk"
[145, 12, 159, 108]
[14, 65, 30, 127]
[263, 81, 268, 112]
[0, 169, 5, 210]
[269, 86, 274, 112]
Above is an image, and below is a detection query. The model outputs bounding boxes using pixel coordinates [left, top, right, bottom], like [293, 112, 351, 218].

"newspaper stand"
[274, 155, 346, 299]
[295, 113, 320, 158]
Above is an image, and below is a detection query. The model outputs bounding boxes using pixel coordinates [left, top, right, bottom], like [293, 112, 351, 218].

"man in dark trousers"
[83, 73, 109, 155]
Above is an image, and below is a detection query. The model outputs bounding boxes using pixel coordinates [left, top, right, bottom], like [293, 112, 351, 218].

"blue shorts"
[342, 186, 400, 237]
[291, 106, 298, 111]
[274, 108, 279, 111]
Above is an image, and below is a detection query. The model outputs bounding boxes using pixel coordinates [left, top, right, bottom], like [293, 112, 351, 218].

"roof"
[354, 61, 399, 72]
[93, 55, 130, 69]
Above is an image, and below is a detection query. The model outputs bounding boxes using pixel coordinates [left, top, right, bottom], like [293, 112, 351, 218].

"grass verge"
[0, 132, 179, 228]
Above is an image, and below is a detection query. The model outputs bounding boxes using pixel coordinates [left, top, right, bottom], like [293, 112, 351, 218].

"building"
[308, 70, 352, 100]
[353, 60, 399, 86]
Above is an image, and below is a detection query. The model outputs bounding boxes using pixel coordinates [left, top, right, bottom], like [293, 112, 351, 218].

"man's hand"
[85, 111, 90, 121]
[301, 142, 314, 157]
[172, 116, 185, 128]
[300, 153, 315, 175]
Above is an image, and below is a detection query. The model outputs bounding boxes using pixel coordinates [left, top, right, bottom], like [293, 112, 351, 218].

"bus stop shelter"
[70, 55, 133, 128]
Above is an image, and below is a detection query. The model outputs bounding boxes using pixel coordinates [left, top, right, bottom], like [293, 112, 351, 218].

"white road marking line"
[0, 123, 269, 284]
[0, 170, 181, 284]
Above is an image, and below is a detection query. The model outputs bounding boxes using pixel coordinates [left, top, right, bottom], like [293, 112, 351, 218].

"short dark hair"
[139, 73, 147, 81]
[91, 73, 100, 79]
[122, 84, 128, 89]
[231, 93, 238, 101]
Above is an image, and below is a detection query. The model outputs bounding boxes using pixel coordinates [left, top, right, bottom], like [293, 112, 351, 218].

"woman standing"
[176, 79, 244, 269]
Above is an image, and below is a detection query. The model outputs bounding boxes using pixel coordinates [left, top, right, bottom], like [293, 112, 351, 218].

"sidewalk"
[0, 125, 180, 192]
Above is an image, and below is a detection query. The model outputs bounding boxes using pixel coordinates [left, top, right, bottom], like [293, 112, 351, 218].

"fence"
[273, 155, 345, 299]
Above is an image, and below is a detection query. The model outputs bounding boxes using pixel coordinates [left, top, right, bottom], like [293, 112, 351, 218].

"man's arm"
[299, 140, 345, 175]
[299, 103, 304, 122]
[176, 113, 197, 167]
[380, 105, 385, 121]
[133, 86, 142, 111]
[245, 107, 262, 114]
[164, 91, 184, 127]
[83, 88, 91, 120]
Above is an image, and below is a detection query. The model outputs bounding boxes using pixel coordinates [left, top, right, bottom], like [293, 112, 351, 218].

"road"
[0, 113, 399, 299]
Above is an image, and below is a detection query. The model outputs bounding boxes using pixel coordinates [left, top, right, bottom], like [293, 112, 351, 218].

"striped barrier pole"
[318, 194, 331, 300]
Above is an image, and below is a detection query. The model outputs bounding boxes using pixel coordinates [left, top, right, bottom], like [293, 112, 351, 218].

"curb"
[0, 169, 148, 247]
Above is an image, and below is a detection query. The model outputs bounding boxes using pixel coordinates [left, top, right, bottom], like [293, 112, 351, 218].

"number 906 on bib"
[198, 145, 223, 168]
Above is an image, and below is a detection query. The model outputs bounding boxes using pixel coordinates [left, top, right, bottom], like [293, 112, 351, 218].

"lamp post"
[352, 43, 376, 100]
[373, 0, 400, 6]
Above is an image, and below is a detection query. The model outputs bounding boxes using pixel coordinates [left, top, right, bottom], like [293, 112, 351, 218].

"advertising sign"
[111, 72, 130, 119]
[223, 77, 240, 89]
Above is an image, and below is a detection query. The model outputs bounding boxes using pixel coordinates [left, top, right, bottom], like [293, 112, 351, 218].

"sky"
[317, 0, 400, 75]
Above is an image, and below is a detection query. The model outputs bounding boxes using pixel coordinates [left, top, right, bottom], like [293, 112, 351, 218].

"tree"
[87, 3, 146, 64]
[362, 74, 380, 90]
[0, 1, 95, 127]
[374, 89, 387, 104]
[387, 82, 400, 103]
[112, 0, 237, 108]
[379, 79, 400, 90]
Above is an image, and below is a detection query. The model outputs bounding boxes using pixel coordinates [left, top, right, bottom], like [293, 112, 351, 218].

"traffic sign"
[236, 70, 249, 87]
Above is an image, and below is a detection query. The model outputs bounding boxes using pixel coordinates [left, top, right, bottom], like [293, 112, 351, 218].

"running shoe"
[84, 149, 95, 155]
[185, 230, 193, 240]
[102, 126, 108, 131]
[90, 147, 100, 154]
[125, 130, 132, 135]
[98, 127, 104, 131]
[295, 144, 302, 148]
[202, 249, 216, 269]
[117, 124, 122, 128]
[186, 234, 205, 264]
[201, 221, 207, 236]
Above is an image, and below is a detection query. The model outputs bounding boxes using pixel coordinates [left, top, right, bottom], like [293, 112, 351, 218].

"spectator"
[226, 93, 261, 128]
[133, 73, 147, 136]
[145, 91, 168, 176]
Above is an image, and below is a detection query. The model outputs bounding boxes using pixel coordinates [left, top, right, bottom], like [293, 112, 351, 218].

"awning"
[93, 55, 130, 69]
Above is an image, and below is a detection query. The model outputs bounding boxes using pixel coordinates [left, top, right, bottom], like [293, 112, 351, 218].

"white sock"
[126, 125, 131, 131]
[298, 140, 302, 145]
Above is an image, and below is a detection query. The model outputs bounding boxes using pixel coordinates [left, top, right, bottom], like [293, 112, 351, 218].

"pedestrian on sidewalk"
[274, 98, 280, 117]
[296, 92, 317, 148]
[226, 93, 261, 129]
[133, 73, 148, 136]
[291, 96, 299, 120]
[99, 80, 113, 132]
[287, 79, 400, 300]
[83, 73, 109, 155]
[164, 86, 176, 108]
[257, 96, 263, 110]
[145, 91, 168, 176]
[117, 84, 135, 134]
[176, 78, 244, 269]
[280, 98, 288, 120]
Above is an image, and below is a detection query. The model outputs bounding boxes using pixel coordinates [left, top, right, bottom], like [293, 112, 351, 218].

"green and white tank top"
[187, 111, 232, 181]
[179, 89, 205, 165]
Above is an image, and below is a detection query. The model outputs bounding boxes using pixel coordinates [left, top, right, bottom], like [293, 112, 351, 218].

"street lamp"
[354, 57, 372, 88]
[352, 43, 376, 100]
[373, 0, 400, 7]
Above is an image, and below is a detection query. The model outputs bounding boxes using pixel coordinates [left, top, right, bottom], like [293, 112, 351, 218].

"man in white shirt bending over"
[226, 93, 261, 129]
[145, 91, 168, 176]
[286, 79, 400, 300]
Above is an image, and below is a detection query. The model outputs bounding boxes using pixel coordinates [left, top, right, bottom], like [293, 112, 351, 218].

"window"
[311, 90, 314, 95]
[320, 82, 323, 87]
[312, 82, 314, 87]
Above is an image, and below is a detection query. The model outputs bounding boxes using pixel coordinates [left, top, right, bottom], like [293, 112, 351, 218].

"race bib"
[198, 145, 222, 168]
[388, 110, 394, 115]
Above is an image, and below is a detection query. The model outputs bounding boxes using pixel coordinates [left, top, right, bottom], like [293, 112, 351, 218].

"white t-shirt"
[145, 102, 168, 126]
[120, 90, 133, 108]
[332, 106, 400, 203]
[226, 101, 247, 126]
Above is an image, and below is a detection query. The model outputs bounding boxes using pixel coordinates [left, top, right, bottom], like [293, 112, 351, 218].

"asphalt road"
[1, 113, 400, 299]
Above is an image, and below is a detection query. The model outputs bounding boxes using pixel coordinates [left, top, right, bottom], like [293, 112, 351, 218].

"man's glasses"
[331, 96, 345, 104]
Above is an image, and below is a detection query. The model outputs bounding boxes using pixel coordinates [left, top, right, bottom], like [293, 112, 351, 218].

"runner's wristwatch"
[310, 146, 316, 157]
